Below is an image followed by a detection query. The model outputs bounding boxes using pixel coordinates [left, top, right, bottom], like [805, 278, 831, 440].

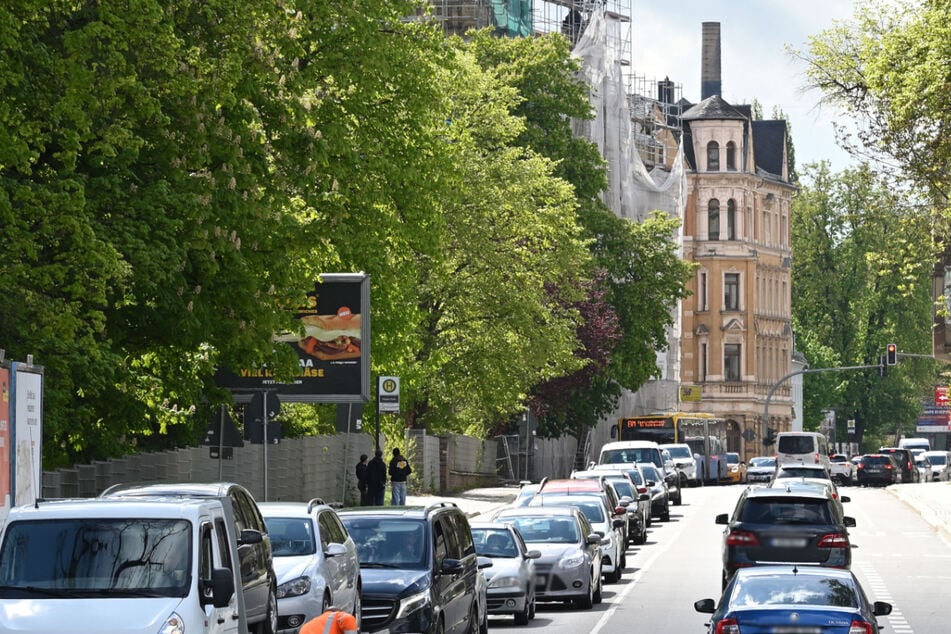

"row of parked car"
[702, 441, 893, 632]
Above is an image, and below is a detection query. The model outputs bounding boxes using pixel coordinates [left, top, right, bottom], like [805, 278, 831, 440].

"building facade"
[675, 23, 797, 462]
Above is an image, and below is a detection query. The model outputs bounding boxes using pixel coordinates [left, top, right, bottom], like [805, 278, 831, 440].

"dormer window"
[707, 141, 720, 171]
[726, 141, 736, 171]
[708, 198, 720, 240]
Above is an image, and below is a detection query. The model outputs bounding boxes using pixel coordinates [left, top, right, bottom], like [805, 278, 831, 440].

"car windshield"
[775, 467, 830, 480]
[727, 454, 740, 465]
[927, 454, 947, 465]
[730, 574, 858, 608]
[740, 499, 833, 525]
[499, 516, 580, 544]
[0, 518, 191, 597]
[749, 457, 776, 468]
[339, 518, 427, 569]
[472, 528, 518, 558]
[266, 517, 317, 556]
[664, 446, 692, 459]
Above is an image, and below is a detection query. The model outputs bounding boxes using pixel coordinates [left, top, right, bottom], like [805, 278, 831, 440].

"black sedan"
[695, 565, 892, 633]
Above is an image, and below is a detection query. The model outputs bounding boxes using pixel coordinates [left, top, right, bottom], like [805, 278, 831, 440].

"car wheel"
[636, 517, 647, 545]
[352, 588, 362, 632]
[479, 601, 488, 634]
[257, 584, 278, 634]
[673, 489, 682, 506]
[515, 588, 533, 625]
[661, 505, 670, 522]
[645, 513, 652, 528]
[465, 600, 479, 634]
[593, 571, 602, 605]
[576, 570, 595, 609]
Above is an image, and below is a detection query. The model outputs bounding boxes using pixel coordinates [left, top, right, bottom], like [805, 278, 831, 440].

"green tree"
[792, 162, 935, 445]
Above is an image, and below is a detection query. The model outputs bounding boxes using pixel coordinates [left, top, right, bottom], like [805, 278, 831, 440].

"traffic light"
[878, 354, 887, 377]
[886, 343, 898, 365]
[763, 427, 776, 447]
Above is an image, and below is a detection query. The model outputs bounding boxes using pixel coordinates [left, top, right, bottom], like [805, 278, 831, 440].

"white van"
[899, 437, 931, 454]
[0, 496, 252, 633]
[775, 431, 831, 471]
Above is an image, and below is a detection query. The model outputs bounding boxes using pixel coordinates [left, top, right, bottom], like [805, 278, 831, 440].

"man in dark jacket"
[389, 448, 412, 506]
[366, 449, 387, 506]
[355, 454, 369, 506]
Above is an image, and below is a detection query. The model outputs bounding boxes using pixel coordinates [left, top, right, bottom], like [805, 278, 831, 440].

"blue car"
[694, 565, 892, 633]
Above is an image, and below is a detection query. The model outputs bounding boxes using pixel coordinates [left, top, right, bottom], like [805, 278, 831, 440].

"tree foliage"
[792, 162, 935, 446]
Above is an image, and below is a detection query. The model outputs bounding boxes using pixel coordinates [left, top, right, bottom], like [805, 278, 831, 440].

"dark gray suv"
[339, 502, 485, 634]
[716, 485, 855, 589]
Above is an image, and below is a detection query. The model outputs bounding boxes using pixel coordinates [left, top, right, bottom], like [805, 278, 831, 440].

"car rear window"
[862, 455, 891, 465]
[731, 574, 858, 608]
[777, 435, 815, 454]
[774, 466, 830, 480]
[927, 454, 947, 465]
[740, 498, 833, 524]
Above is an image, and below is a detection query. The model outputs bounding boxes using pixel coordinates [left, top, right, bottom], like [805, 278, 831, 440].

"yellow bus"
[612, 412, 729, 483]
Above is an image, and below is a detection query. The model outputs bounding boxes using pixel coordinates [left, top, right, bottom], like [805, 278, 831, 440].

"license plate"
[770, 537, 807, 548]
[770, 628, 821, 634]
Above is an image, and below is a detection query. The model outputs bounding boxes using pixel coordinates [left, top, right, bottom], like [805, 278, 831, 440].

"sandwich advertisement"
[216, 273, 370, 402]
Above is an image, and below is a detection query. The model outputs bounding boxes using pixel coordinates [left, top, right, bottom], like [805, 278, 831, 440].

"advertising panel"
[0, 367, 10, 520]
[216, 273, 370, 402]
[11, 363, 43, 507]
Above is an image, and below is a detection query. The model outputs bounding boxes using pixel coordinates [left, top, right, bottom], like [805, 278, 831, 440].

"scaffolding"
[629, 75, 683, 172]
[424, 0, 533, 38]
[533, 0, 631, 68]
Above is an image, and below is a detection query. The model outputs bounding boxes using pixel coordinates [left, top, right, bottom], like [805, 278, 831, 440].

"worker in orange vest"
[300, 606, 359, 634]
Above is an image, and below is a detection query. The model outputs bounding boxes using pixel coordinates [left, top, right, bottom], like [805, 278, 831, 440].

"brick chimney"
[701, 22, 721, 100]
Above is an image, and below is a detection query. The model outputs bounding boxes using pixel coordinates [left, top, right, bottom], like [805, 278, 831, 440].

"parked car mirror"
[477, 556, 493, 570]
[715, 513, 729, 525]
[238, 528, 263, 545]
[843, 516, 856, 528]
[873, 601, 893, 616]
[613, 519, 626, 529]
[440, 558, 464, 575]
[324, 542, 348, 557]
[839, 496, 851, 504]
[639, 493, 650, 502]
[694, 598, 716, 614]
[524, 549, 542, 560]
[203, 567, 236, 609]
[586, 533, 601, 545]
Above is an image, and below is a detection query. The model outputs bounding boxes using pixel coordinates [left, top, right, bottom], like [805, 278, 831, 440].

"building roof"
[681, 95, 746, 121]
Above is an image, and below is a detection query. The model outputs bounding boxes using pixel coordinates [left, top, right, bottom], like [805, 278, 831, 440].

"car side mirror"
[238, 528, 263, 545]
[839, 496, 850, 504]
[613, 519, 626, 529]
[324, 542, 348, 557]
[525, 549, 542, 560]
[440, 558, 464, 575]
[477, 556, 493, 570]
[843, 516, 856, 528]
[639, 493, 650, 502]
[586, 533, 601, 545]
[202, 567, 236, 609]
[694, 598, 716, 614]
[873, 601, 893, 616]
[715, 513, 729, 525]
[646, 480, 656, 487]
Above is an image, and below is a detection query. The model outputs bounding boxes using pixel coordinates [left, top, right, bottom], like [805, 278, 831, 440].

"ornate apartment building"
[676, 23, 797, 461]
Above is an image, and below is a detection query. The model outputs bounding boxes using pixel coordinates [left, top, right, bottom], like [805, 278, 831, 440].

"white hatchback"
[260, 499, 362, 633]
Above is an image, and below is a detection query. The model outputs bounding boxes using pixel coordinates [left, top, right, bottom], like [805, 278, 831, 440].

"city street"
[420, 483, 951, 634]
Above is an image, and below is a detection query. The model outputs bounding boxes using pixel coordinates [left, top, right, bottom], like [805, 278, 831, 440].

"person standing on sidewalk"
[389, 448, 412, 506]
[355, 454, 369, 506]
[366, 449, 387, 506]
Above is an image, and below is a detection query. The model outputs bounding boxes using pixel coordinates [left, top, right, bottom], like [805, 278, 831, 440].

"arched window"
[727, 199, 737, 240]
[708, 198, 720, 240]
[707, 141, 720, 171]
[726, 141, 737, 171]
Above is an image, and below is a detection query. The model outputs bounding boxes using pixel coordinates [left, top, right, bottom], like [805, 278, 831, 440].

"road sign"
[741, 428, 756, 442]
[847, 419, 856, 435]
[378, 376, 400, 413]
[937, 386, 949, 407]
[680, 385, 702, 402]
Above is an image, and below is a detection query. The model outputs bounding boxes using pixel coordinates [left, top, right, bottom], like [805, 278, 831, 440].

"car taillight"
[884, 464, 893, 470]
[907, 461, 913, 470]
[714, 618, 740, 634]
[818, 533, 849, 548]
[856, 463, 864, 470]
[726, 530, 759, 546]
[848, 620, 873, 634]
[637, 486, 648, 494]
[615, 506, 626, 515]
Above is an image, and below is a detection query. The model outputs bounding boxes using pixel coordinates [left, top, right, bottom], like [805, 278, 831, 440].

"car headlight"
[559, 550, 585, 570]
[159, 613, 184, 634]
[277, 576, 312, 599]
[488, 575, 523, 589]
[395, 589, 432, 619]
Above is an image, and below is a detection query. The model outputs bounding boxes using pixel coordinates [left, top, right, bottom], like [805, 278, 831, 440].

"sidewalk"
[406, 485, 519, 519]
[887, 481, 951, 541]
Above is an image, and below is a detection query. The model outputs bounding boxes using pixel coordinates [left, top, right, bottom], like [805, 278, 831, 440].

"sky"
[629, 0, 860, 174]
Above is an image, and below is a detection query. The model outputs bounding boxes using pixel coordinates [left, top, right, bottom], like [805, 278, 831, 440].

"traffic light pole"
[762, 364, 881, 446]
